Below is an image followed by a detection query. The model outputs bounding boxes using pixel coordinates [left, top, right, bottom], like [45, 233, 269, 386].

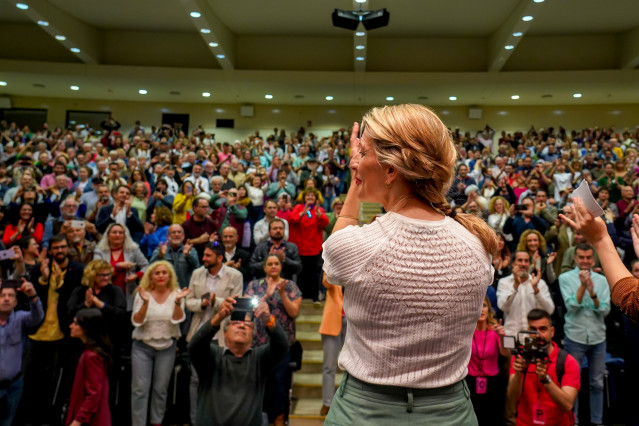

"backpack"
[555, 348, 568, 384]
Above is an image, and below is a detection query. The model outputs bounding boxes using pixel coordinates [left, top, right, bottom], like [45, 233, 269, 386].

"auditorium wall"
[8, 95, 639, 142]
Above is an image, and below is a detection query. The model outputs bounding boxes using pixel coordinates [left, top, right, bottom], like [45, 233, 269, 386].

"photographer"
[503, 197, 549, 252]
[507, 309, 580, 426]
[0, 278, 43, 426]
[188, 295, 288, 426]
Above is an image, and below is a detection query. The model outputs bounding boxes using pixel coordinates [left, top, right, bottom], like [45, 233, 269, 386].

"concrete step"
[296, 330, 322, 351]
[290, 398, 325, 420]
[299, 350, 344, 374]
[296, 314, 322, 333]
[293, 372, 342, 400]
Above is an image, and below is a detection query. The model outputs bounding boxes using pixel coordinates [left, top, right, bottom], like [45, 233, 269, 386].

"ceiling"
[1, 0, 639, 107]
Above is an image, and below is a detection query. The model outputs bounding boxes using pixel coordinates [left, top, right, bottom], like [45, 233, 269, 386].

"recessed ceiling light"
[216, 54, 225, 59]
[202, 92, 211, 97]
[138, 89, 147, 95]
[355, 31, 365, 37]
[355, 45, 365, 50]
[386, 96, 394, 101]
[208, 42, 219, 47]
[265, 94, 273, 99]
[328, 109, 337, 114]
[215, 108, 225, 113]
[533, 0, 544, 3]
[55, 35, 66, 41]
[449, 96, 457, 101]
[201, 28, 211, 34]
[355, 0, 367, 3]
[511, 95, 520, 100]
[441, 110, 450, 115]
[505, 45, 514, 50]
[37, 20, 49, 26]
[272, 109, 280, 114]
[498, 111, 508, 115]
[513, 32, 523, 37]
[190, 11, 201, 18]
[553, 110, 563, 115]
[70, 47, 80, 53]
[522, 16, 533, 21]
[573, 93, 582, 98]
[70, 85, 79, 91]
[326, 96, 334, 101]
[355, 56, 365, 61]
[16, 3, 28, 10]
[0, 81, 7, 86]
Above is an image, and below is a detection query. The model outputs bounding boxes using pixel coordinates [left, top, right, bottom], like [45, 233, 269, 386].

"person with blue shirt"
[0, 279, 44, 426]
[558, 243, 610, 426]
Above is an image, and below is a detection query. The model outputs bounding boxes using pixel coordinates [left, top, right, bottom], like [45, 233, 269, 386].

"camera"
[514, 204, 528, 212]
[230, 297, 259, 321]
[503, 330, 549, 363]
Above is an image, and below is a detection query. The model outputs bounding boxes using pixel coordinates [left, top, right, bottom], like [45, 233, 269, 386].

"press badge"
[475, 377, 487, 395]
[532, 403, 546, 425]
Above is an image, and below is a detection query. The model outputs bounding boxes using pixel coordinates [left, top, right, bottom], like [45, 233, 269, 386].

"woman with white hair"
[94, 223, 148, 310]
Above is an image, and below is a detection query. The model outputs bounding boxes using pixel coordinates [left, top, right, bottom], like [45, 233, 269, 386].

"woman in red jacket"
[288, 189, 329, 301]
[67, 308, 112, 426]
[2, 203, 44, 246]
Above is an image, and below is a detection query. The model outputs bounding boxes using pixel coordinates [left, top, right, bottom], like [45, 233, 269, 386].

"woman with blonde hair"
[130, 261, 190, 426]
[323, 104, 497, 425]
[516, 229, 557, 284]
[487, 196, 510, 232]
[67, 259, 126, 351]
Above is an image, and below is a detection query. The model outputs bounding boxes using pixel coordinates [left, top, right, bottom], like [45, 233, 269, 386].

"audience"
[3, 118, 639, 425]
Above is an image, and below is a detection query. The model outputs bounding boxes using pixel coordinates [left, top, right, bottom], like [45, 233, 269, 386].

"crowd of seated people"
[1, 118, 639, 425]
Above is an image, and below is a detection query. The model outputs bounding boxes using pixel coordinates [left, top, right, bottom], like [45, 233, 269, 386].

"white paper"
[571, 180, 604, 217]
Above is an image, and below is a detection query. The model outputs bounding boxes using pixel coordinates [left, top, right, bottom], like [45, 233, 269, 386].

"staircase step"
[296, 314, 322, 333]
[293, 373, 342, 399]
[296, 331, 322, 350]
[290, 398, 325, 418]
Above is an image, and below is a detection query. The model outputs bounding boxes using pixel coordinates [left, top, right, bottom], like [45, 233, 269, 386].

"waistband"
[344, 372, 464, 397]
[0, 372, 22, 389]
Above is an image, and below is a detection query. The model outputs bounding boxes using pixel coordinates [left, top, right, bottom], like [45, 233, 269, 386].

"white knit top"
[131, 290, 185, 350]
[322, 212, 493, 388]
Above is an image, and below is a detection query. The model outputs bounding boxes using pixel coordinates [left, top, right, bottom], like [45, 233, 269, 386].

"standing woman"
[288, 190, 329, 301]
[245, 254, 302, 426]
[516, 229, 557, 284]
[465, 297, 510, 426]
[246, 175, 266, 225]
[172, 181, 196, 225]
[66, 308, 112, 426]
[487, 196, 510, 233]
[94, 223, 148, 310]
[323, 105, 497, 425]
[130, 261, 190, 426]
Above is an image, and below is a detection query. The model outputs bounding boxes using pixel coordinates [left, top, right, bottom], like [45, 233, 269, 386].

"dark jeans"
[299, 254, 322, 301]
[17, 338, 81, 425]
[263, 350, 292, 422]
[0, 376, 23, 426]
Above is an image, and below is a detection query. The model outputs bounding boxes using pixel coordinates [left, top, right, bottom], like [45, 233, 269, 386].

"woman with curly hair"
[487, 196, 510, 232]
[516, 229, 557, 284]
[67, 259, 127, 352]
[130, 261, 190, 426]
[172, 180, 196, 224]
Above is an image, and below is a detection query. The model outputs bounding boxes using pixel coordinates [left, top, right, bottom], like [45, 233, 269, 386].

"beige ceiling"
[1, 0, 639, 106]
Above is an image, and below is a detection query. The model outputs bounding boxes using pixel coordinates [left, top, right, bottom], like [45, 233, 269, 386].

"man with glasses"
[185, 242, 243, 425]
[19, 234, 85, 425]
[150, 224, 199, 289]
[42, 195, 100, 248]
[188, 295, 288, 426]
[183, 197, 219, 260]
[95, 184, 144, 242]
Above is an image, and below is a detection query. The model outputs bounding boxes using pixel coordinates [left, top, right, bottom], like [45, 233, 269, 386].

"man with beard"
[150, 224, 199, 289]
[496, 251, 555, 337]
[18, 234, 84, 425]
[185, 242, 243, 425]
[65, 221, 96, 265]
[96, 184, 144, 242]
[249, 219, 302, 280]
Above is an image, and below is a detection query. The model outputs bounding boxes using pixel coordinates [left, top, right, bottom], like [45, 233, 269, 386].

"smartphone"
[1, 279, 21, 289]
[234, 297, 258, 312]
[0, 249, 16, 260]
[70, 220, 86, 229]
[514, 204, 527, 212]
[201, 292, 211, 301]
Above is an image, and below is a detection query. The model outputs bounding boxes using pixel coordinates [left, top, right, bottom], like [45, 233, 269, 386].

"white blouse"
[132, 290, 185, 350]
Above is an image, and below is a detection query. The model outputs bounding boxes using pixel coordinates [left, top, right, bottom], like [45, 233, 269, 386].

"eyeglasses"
[97, 273, 111, 278]
[230, 320, 254, 327]
[228, 192, 238, 196]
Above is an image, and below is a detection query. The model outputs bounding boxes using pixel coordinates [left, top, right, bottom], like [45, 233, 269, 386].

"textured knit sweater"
[322, 212, 493, 388]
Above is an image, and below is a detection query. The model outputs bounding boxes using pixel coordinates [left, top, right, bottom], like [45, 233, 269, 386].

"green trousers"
[325, 372, 478, 426]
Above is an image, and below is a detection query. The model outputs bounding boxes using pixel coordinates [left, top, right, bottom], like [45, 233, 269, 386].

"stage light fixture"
[332, 8, 390, 31]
